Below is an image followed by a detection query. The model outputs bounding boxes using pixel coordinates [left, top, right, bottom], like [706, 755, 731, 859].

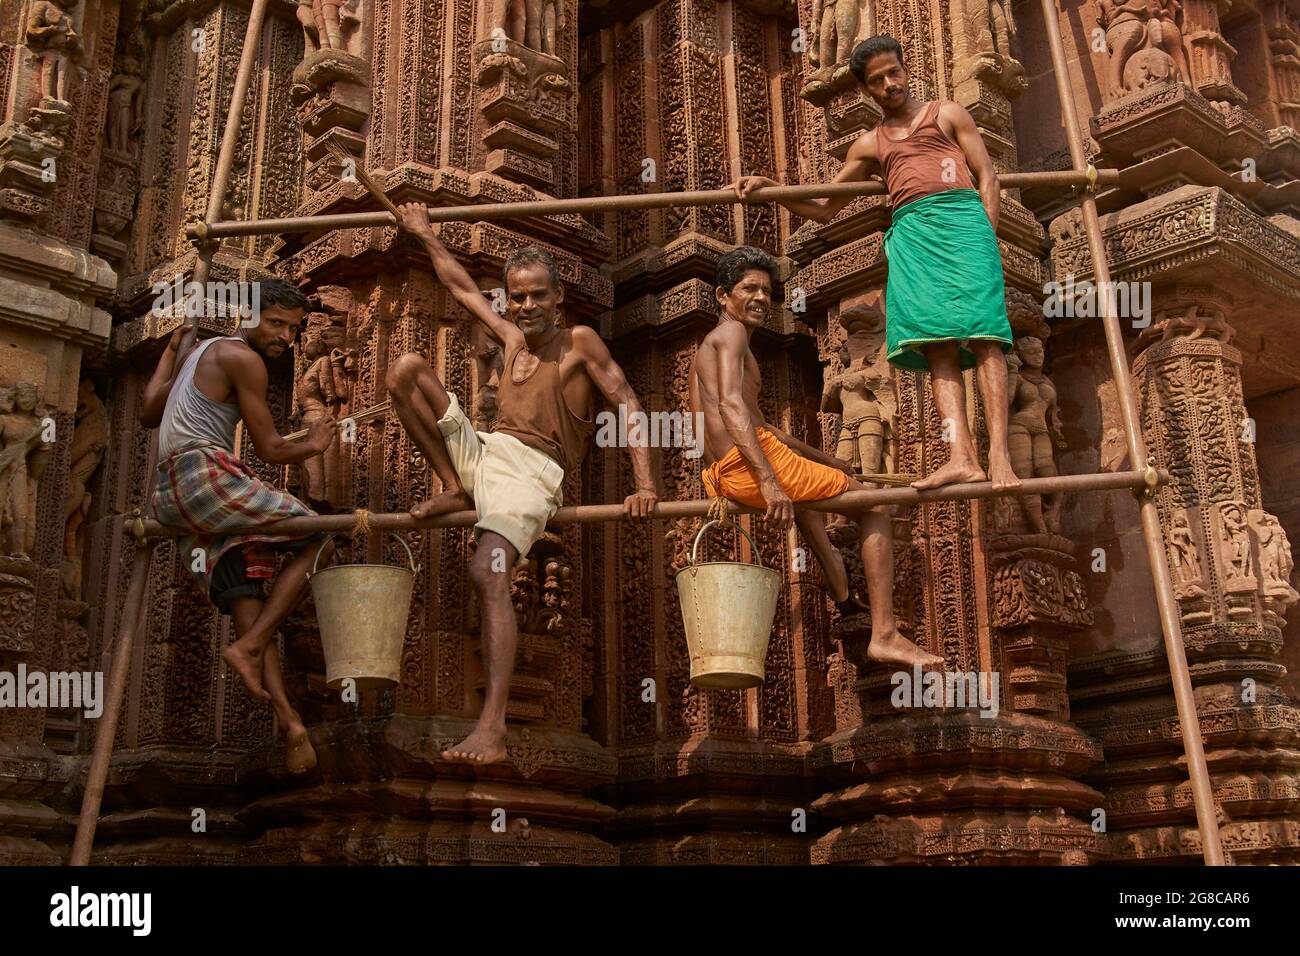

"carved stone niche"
[291, 1, 370, 198]
[0, 123, 64, 224]
[473, 32, 572, 192]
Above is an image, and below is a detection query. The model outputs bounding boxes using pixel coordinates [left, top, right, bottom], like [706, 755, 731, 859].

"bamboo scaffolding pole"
[177, 0, 271, 354]
[281, 399, 391, 442]
[1037, 0, 1224, 864]
[130, 469, 1161, 539]
[69, 0, 272, 867]
[70, 530, 151, 866]
[187, 169, 1119, 240]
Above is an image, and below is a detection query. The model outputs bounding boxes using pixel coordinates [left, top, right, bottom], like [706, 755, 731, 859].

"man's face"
[717, 268, 773, 327]
[246, 304, 306, 360]
[863, 52, 909, 111]
[506, 263, 562, 339]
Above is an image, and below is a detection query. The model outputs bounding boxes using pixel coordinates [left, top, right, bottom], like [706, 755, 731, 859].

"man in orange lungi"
[689, 246, 941, 669]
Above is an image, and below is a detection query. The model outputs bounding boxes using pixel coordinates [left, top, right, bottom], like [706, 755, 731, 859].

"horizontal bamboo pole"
[187, 169, 1118, 240]
[135, 467, 1157, 539]
[282, 400, 392, 442]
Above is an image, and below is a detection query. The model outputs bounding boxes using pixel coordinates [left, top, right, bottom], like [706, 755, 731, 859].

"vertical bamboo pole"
[70, 531, 151, 865]
[1036, 0, 1225, 864]
[71, 0, 274, 865]
[177, 0, 272, 354]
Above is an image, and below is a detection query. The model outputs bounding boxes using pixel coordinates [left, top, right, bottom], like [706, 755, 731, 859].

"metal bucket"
[307, 532, 417, 690]
[675, 520, 781, 689]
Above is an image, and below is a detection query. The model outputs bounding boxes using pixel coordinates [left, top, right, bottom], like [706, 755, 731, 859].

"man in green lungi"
[732, 34, 1019, 491]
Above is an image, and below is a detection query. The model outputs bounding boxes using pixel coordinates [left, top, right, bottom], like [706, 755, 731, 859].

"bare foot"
[867, 629, 944, 670]
[988, 455, 1021, 491]
[911, 458, 986, 490]
[285, 726, 317, 774]
[222, 643, 271, 701]
[440, 726, 507, 765]
[411, 489, 474, 520]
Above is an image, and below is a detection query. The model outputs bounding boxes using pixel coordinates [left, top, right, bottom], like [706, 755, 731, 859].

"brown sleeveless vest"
[493, 333, 594, 476]
[876, 101, 976, 211]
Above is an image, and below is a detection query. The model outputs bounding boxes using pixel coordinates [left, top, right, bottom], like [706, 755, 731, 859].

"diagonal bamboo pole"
[186, 169, 1120, 240]
[1037, 0, 1224, 864]
[70, 0, 273, 867]
[177, 0, 272, 355]
[70, 526, 151, 865]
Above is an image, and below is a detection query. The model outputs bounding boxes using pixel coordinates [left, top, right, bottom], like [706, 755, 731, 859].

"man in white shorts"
[387, 202, 660, 765]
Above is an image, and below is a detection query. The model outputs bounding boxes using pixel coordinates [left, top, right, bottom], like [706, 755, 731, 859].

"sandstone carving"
[0, 383, 51, 559]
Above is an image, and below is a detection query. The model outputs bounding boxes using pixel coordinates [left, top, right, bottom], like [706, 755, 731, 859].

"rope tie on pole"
[706, 496, 732, 527]
[1142, 458, 1160, 498]
[352, 507, 373, 536]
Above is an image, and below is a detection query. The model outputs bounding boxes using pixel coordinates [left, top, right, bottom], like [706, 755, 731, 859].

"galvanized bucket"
[675, 519, 781, 689]
[308, 532, 417, 690]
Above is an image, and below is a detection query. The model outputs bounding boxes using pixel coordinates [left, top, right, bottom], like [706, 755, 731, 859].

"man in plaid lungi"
[140, 277, 338, 773]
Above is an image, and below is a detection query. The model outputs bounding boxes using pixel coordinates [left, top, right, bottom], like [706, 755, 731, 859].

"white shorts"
[437, 392, 565, 557]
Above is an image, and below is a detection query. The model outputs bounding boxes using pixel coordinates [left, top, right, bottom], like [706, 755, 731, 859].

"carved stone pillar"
[812, 312, 1104, 865]
[1066, 286, 1300, 863]
[1262, 0, 1300, 129]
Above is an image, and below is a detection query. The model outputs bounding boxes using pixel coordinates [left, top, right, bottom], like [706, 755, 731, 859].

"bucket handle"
[688, 519, 765, 569]
[309, 531, 420, 578]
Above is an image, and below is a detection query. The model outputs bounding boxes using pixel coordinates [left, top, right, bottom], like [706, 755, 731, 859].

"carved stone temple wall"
[0, 0, 1296, 864]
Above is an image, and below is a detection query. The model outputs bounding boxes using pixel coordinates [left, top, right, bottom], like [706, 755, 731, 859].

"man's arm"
[713, 324, 794, 527]
[732, 134, 879, 224]
[139, 327, 191, 428]
[224, 345, 335, 464]
[398, 202, 522, 349]
[571, 326, 659, 518]
[946, 102, 1000, 232]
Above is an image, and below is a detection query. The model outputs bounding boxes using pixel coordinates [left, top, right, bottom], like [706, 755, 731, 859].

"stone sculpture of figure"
[1135, 302, 1234, 353]
[495, 0, 563, 56]
[296, 0, 361, 55]
[809, 0, 875, 70]
[63, 378, 107, 598]
[1220, 504, 1252, 580]
[1167, 512, 1205, 598]
[822, 323, 896, 477]
[295, 333, 343, 504]
[1006, 336, 1066, 534]
[1148, 0, 1190, 84]
[0, 382, 52, 558]
[1248, 511, 1299, 604]
[105, 55, 145, 155]
[1097, 0, 1153, 99]
[986, 0, 1018, 62]
[26, 0, 83, 104]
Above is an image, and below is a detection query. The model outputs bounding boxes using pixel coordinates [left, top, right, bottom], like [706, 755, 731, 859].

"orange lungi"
[702, 428, 849, 509]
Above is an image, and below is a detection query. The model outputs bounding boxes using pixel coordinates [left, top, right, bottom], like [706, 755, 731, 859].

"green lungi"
[883, 187, 1013, 372]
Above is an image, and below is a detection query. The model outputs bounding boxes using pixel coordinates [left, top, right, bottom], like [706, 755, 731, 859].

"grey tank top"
[157, 336, 244, 459]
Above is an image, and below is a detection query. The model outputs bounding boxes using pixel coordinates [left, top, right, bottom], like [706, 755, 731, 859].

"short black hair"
[716, 246, 778, 302]
[849, 35, 905, 85]
[256, 276, 310, 313]
[504, 245, 562, 291]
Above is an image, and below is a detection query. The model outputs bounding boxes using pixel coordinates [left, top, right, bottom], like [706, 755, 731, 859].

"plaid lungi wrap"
[152, 447, 318, 601]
